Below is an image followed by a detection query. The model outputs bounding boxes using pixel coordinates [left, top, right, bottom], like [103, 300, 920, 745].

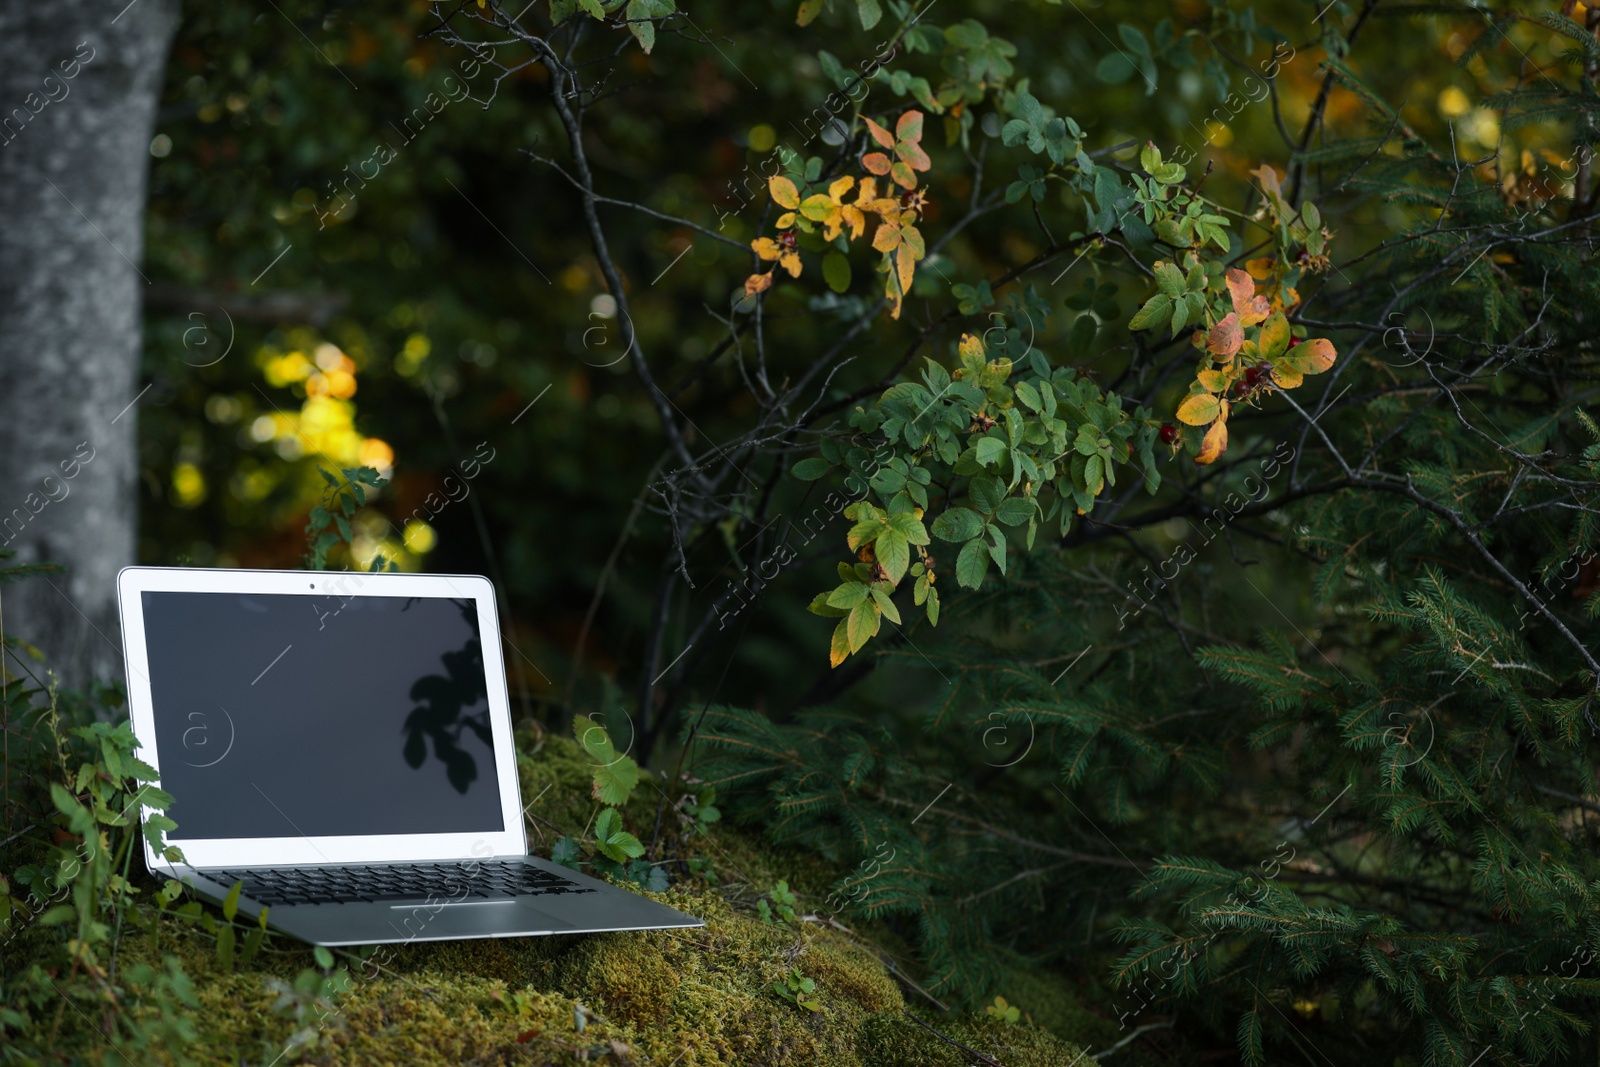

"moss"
[22, 730, 1100, 1066]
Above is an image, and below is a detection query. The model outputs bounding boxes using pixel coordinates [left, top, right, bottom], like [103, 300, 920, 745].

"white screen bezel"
[117, 566, 528, 871]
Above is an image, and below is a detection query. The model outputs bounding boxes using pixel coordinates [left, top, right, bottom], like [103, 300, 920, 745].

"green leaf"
[1096, 52, 1135, 84]
[823, 251, 851, 293]
[969, 476, 1006, 515]
[846, 598, 879, 651]
[994, 497, 1036, 526]
[1259, 312, 1290, 359]
[222, 879, 242, 922]
[884, 510, 929, 544]
[314, 946, 335, 970]
[808, 591, 849, 617]
[876, 528, 910, 584]
[1153, 261, 1185, 298]
[855, 0, 882, 29]
[956, 538, 990, 589]
[827, 582, 871, 609]
[870, 586, 902, 624]
[974, 437, 1007, 467]
[1128, 294, 1171, 331]
[792, 457, 832, 481]
[592, 757, 640, 807]
[932, 508, 983, 542]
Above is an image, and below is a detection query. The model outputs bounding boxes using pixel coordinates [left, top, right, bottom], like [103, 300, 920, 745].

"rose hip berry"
[1159, 423, 1178, 445]
[778, 230, 798, 250]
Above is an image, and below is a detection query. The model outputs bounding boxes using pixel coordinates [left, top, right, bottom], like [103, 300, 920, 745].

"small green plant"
[680, 786, 721, 836]
[772, 966, 822, 1012]
[549, 716, 666, 891]
[304, 465, 398, 571]
[265, 945, 355, 1057]
[756, 879, 798, 925]
[573, 713, 640, 805]
[985, 995, 1021, 1024]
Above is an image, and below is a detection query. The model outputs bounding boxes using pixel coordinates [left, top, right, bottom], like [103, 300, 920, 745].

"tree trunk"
[0, 0, 177, 690]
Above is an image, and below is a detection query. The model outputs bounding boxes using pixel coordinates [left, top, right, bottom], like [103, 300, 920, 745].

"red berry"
[1231, 381, 1249, 399]
[1288, 336, 1302, 348]
[1158, 423, 1178, 445]
[779, 230, 797, 250]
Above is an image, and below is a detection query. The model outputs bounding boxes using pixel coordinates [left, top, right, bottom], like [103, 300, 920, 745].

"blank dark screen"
[141, 590, 505, 840]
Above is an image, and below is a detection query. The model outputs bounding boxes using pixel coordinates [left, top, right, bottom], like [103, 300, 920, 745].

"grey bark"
[0, 0, 178, 690]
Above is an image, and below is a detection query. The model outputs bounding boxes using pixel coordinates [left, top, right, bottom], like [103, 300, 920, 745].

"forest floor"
[14, 732, 1150, 1066]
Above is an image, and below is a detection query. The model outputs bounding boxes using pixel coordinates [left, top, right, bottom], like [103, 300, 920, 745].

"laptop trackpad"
[382, 896, 576, 935]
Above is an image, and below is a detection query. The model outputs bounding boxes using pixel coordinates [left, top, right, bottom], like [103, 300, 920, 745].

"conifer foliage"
[686, 7, 1600, 1065]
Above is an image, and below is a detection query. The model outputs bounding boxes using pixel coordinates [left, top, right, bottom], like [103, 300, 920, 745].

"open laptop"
[116, 565, 702, 945]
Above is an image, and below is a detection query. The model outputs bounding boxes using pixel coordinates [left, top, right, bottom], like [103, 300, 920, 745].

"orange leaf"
[862, 151, 892, 176]
[1225, 269, 1271, 326]
[1197, 418, 1229, 464]
[744, 272, 773, 298]
[1299, 338, 1336, 373]
[896, 141, 932, 172]
[769, 176, 801, 210]
[863, 117, 896, 149]
[1207, 312, 1243, 359]
[896, 110, 924, 144]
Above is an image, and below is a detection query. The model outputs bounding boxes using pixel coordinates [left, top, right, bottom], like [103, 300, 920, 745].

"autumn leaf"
[871, 209, 925, 319]
[804, 176, 868, 241]
[1196, 417, 1229, 464]
[1225, 269, 1272, 326]
[862, 110, 931, 189]
[1207, 312, 1243, 360]
[753, 236, 801, 278]
[770, 175, 802, 228]
[744, 271, 774, 299]
[1293, 337, 1337, 374]
[1176, 393, 1221, 426]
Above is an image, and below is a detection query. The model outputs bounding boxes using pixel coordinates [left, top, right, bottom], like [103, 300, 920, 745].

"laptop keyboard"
[206, 860, 594, 907]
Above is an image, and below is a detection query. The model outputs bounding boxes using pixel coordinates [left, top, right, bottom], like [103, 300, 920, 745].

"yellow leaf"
[1245, 257, 1275, 280]
[1197, 418, 1228, 464]
[1196, 369, 1230, 392]
[872, 219, 900, 253]
[744, 272, 773, 298]
[769, 176, 801, 210]
[829, 617, 850, 668]
[775, 211, 797, 229]
[752, 237, 782, 261]
[896, 242, 916, 299]
[1272, 364, 1303, 389]
[828, 175, 855, 200]
[1176, 393, 1221, 426]
[779, 250, 802, 278]
[959, 333, 985, 362]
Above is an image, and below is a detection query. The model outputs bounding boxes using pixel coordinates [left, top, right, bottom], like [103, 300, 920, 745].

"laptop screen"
[139, 590, 506, 841]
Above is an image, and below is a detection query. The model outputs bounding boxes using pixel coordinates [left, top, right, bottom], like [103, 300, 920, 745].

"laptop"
[116, 565, 703, 945]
